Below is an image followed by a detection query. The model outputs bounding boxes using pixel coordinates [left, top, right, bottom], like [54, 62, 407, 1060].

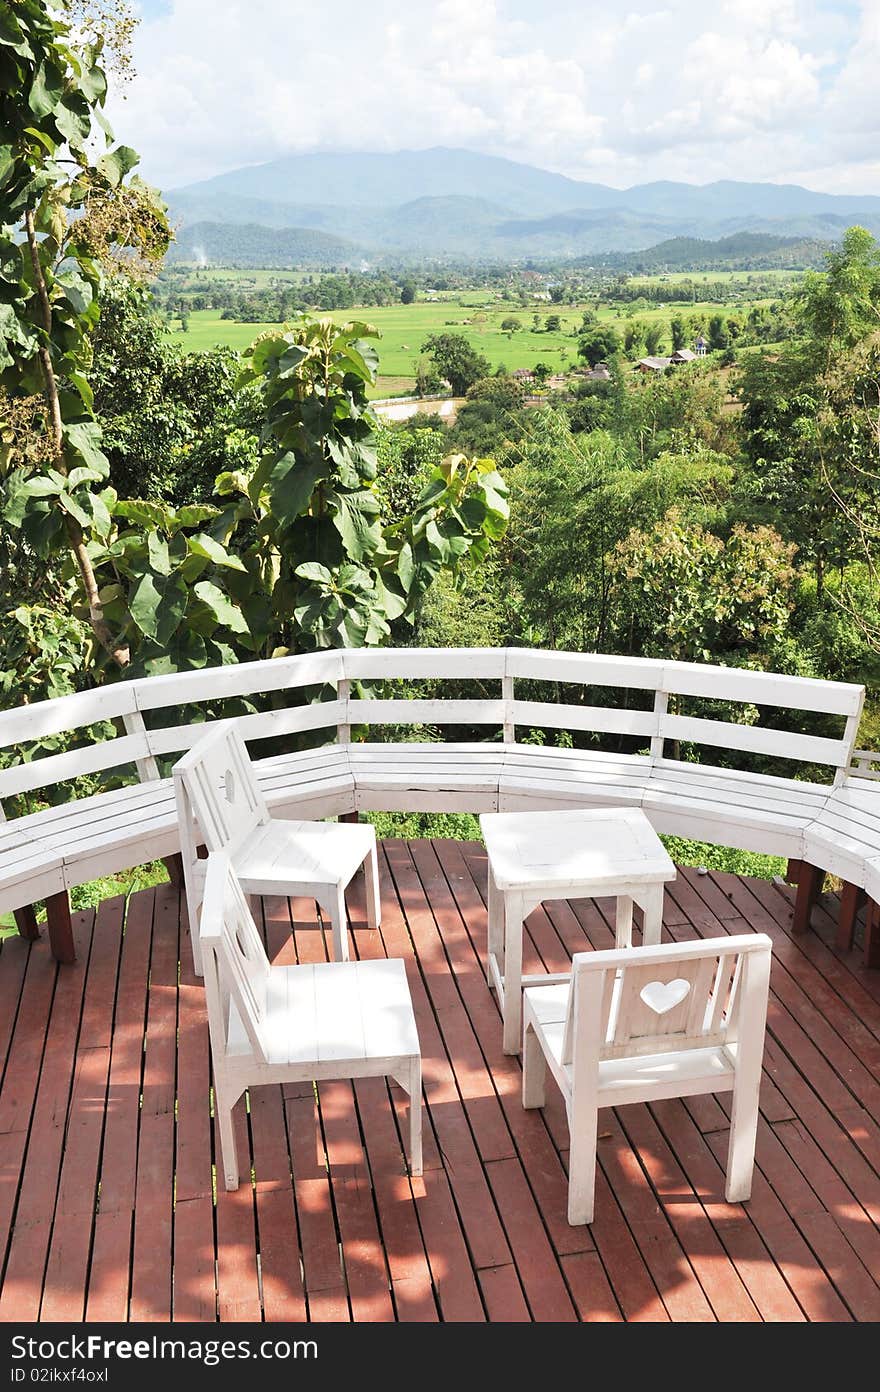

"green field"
[626, 269, 800, 288]
[173, 293, 766, 393]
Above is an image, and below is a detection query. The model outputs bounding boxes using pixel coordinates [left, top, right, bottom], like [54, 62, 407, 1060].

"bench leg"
[792, 862, 821, 935]
[162, 852, 185, 887]
[836, 881, 864, 953]
[13, 905, 40, 942]
[785, 858, 803, 885]
[339, 812, 360, 824]
[45, 890, 75, 964]
[865, 901, 880, 970]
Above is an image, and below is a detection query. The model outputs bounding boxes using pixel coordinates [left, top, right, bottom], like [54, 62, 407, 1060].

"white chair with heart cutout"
[200, 850, 422, 1189]
[174, 719, 380, 975]
[521, 933, 772, 1224]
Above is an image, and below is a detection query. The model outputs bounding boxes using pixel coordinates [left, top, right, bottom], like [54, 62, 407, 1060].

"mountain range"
[165, 147, 880, 264]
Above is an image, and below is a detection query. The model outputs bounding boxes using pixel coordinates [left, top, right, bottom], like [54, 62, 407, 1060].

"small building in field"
[670, 347, 697, 363]
[694, 335, 708, 356]
[584, 362, 612, 381]
[512, 368, 534, 381]
[634, 356, 671, 373]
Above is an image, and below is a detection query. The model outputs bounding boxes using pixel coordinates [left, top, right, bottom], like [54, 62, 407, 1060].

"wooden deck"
[1, 839, 880, 1323]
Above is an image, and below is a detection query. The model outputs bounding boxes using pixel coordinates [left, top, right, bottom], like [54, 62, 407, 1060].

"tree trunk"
[24, 211, 129, 669]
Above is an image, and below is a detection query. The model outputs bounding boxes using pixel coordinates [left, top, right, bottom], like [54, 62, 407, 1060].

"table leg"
[502, 891, 524, 1055]
[615, 895, 634, 949]
[487, 866, 503, 987]
[640, 882, 665, 946]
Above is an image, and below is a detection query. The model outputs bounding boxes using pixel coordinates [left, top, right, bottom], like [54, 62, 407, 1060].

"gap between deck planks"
[0, 841, 878, 1323]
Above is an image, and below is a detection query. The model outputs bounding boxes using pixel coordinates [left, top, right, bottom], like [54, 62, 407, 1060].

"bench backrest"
[0, 648, 866, 816]
[200, 851, 270, 1063]
[563, 933, 773, 1069]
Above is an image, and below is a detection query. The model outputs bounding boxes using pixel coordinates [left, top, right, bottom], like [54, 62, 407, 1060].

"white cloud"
[112, 0, 875, 194]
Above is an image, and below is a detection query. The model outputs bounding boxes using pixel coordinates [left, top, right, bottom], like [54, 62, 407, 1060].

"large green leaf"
[188, 532, 247, 571]
[331, 490, 384, 562]
[267, 450, 327, 528]
[96, 144, 139, 188]
[128, 569, 187, 644]
[193, 580, 249, 634]
[79, 63, 107, 105]
[62, 420, 109, 478]
[29, 60, 63, 120]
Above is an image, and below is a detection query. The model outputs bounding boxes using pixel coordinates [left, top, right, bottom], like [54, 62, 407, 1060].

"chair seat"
[234, 818, 375, 894]
[523, 980, 736, 1108]
[227, 956, 420, 1066]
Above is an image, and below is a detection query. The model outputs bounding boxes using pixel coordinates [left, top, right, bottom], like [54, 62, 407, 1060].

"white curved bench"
[0, 647, 876, 965]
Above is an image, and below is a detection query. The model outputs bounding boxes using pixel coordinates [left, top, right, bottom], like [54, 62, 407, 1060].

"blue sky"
[115, 0, 880, 195]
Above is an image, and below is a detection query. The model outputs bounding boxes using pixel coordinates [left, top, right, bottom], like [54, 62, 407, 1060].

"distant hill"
[165, 147, 880, 262]
[166, 221, 365, 268]
[587, 233, 832, 273]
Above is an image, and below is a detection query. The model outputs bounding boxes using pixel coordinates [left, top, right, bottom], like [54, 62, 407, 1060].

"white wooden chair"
[174, 719, 380, 974]
[522, 933, 772, 1225]
[201, 850, 422, 1189]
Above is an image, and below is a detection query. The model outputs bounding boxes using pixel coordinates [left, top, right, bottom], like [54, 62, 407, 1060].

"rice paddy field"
[170, 270, 790, 395]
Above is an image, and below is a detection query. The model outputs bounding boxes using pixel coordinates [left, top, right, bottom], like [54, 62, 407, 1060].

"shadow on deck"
[1, 839, 879, 1323]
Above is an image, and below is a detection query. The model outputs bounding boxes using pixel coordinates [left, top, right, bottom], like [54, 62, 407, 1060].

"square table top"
[479, 807, 676, 893]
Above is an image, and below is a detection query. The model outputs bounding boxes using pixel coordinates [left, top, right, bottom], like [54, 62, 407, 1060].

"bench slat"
[511, 700, 656, 738]
[346, 698, 505, 727]
[660, 713, 846, 766]
[661, 660, 863, 716]
[0, 732, 149, 799]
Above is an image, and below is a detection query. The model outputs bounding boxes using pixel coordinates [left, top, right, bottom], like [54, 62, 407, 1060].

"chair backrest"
[173, 718, 269, 857]
[200, 850, 271, 1064]
[562, 934, 772, 1069]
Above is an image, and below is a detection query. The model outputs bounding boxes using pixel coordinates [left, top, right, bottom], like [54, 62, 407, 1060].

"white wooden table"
[480, 807, 677, 1053]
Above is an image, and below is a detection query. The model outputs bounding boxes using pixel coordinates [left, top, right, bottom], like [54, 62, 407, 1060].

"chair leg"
[615, 894, 634, 949]
[522, 1021, 547, 1109]
[328, 884, 349, 962]
[486, 867, 503, 987]
[408, 1057, 422, 1177]
[364, 847, 381, 931]
[725, 1071, 762, 1204]
[566, 1103, 599, 1226]
[215, 1084, 240, 1191]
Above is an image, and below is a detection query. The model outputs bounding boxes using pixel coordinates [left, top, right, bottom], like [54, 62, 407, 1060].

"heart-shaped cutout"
[640, 978, 691, 1015]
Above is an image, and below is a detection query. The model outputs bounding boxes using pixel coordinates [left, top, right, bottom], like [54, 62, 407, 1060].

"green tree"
[623, 320, 648, 357]
[577, 324, 621, 367]
[400, 280, 416, 304]
[421, 333, 490, 396]
[545, 314, 562, 333]
[707, 314, 728, 350]
[0, 0, 170, 668]
[504, 413, 731, 652]
[644, 323, 665, 356]
[220, 316, 510, 652]
[610, 509, 797, 664]
[738, 227, 880, 602]
[670, 315, 688, 351]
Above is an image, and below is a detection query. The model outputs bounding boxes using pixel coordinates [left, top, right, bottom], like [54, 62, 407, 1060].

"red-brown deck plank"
[128, 884, 179, 1322]
[0, 909, 94, 1323]
[2, 841, 880, 1323]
